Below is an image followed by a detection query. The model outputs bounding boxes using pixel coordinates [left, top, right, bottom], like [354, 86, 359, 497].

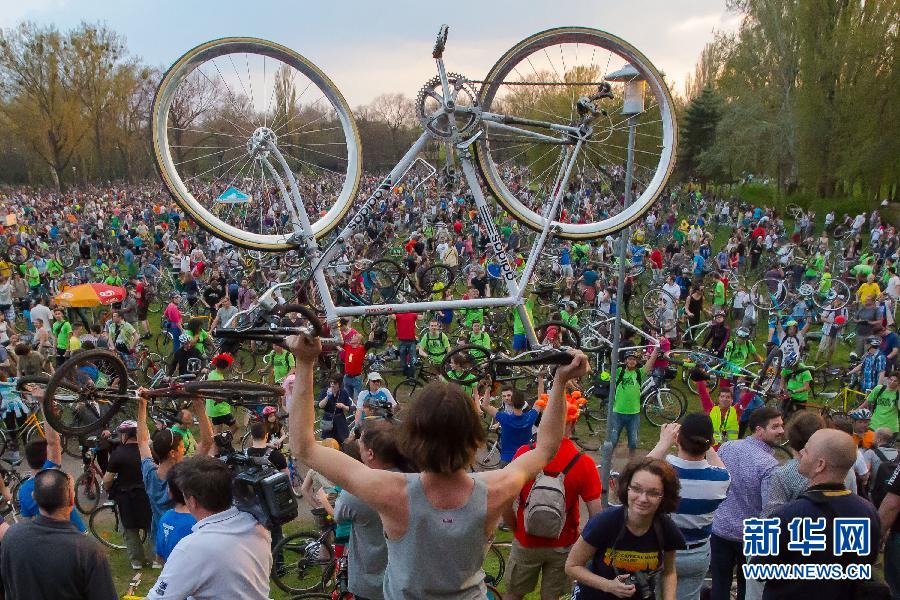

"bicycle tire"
[9, 473, 25, 512]
[271, 530, 335, 594]
[642, 387, 686, 427]
[392, 378, 422, 406]
[420, 264, 455, 297]
[181, 381, 284, 406]
[152, 38, 362, 250]
[474, 427, 502, 471]
[749, 278, 789, 311]
[476, 27, 676, 239]
[364, 259, 404, 304]
[233, 351, 258, 377]
[572, 405, 604, 451]
[440, 344, 493, 383]
[89, 503, 129, 550]
[642, 287, 677, 330]
[535, 320, 582, 350]
[483, 542, 506, 587]
[0, 429, 8, 459]
[43, 350, 130, 436]
[75, 472, 102, 514]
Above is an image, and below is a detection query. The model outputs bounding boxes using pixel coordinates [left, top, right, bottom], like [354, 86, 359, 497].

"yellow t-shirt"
[68, 336, 82, 352]
[857, 282, 881, 304]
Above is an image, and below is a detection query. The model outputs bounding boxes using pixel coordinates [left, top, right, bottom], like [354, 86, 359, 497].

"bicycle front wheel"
[476, 27, 676, 239]
[89, 503, 126, 550]
[75, 472, 102, 514]
[43, 351, 130, 436]
[152, 38, 362, 250]
[643, 387, 686, 427]
[271, 531, 335, 594]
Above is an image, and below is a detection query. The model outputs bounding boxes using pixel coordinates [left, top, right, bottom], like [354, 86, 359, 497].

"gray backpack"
[522, 450, 584, 539]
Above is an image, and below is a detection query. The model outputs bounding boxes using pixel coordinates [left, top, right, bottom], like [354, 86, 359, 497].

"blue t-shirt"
[18, 460, 86, 532]
[142, 457, 174, 538]
[692, 255, 705, 275]
[582, 270, 599, 287]
[560, 248, 571, 266]
[155, 509, 196, 560]
[496, 409, 538, 462]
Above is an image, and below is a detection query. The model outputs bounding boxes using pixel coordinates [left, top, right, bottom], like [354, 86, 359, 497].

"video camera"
[220, 451, 298, 529]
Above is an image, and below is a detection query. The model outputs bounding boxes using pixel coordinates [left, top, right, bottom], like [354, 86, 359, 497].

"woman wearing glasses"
[566, 458, 685, 599]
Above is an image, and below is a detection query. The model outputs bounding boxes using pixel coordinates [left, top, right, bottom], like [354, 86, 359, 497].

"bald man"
[753, 429, 881, 600]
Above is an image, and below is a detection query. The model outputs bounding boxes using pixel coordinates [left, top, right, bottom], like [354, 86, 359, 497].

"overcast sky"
[0, 0, 741, 105]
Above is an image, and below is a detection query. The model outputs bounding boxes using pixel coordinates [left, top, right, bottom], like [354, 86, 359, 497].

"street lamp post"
[600, 64, 645, 507]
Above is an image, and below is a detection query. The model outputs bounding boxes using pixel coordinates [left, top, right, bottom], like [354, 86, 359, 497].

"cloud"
[670, 11, 742, 33]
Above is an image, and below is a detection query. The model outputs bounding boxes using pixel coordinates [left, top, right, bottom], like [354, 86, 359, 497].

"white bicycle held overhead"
[152, 24, 676, 346]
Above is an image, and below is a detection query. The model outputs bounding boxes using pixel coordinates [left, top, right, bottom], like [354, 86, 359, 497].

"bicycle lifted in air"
[150, 24, 676, 346]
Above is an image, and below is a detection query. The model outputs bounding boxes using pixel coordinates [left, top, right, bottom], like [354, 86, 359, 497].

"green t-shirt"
[25, 266, 40, 287]
[786, 369, 813, 402]
[52, 320, 72, 350]
[447, 370, 478, 395]
[851, 264, 874, 277]
[673, 230, 686, 244]
[461, 307, 485, 328]
[512, 298, 535, 336]
[613, 366, 646, 415]
[868, 385, 900, 433]
[171, 424, 197, 456]
[267, 350, 295, 383]
[205, 369, 233, 417]
[724, 340, 756, 368]
[560, 309, 578, 328]
[105, 275, 123, 286]
[468, 331, 491, 356]
[419, 332, 450, 364]
[713, 280, 726, 306]
[46, 260, 63, 279]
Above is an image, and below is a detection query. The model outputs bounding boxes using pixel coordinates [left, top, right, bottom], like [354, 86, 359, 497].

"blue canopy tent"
[216, 187, 252, 203]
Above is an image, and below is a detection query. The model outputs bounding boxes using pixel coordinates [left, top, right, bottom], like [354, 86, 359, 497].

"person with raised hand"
[286, 331, 588, 598]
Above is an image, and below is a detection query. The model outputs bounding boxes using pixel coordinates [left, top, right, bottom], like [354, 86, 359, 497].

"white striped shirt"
[666, 455, 731, 543]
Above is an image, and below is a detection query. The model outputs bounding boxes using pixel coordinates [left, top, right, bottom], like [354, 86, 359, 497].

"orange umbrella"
[54, 283, 126, 308]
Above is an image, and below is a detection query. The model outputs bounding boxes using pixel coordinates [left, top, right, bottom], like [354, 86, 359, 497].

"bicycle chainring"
[415, 73, 481, 139]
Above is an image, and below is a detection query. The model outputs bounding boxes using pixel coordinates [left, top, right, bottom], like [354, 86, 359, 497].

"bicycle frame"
[248, 52, 593, 348]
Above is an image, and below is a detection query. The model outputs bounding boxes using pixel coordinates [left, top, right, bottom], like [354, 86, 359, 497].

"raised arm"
[192, 397, 214, 456]
[286, 334, 404, 513]
[136, 392, 153, 460]
[45, 421, 62, 466]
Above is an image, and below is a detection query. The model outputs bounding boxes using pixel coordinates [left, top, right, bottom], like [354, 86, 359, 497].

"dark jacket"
[1, 515, 117, 599]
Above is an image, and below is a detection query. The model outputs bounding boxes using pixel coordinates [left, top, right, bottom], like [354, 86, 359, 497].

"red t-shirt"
[511, 438, 602, 548]
[394, 312, 418, 341]
[649, 249, 663, 269]
[343, 344, 366, 377]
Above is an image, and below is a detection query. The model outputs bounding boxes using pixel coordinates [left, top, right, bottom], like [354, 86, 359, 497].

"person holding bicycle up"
[287, 328, 589, 597]
[723, 326, 763, 370]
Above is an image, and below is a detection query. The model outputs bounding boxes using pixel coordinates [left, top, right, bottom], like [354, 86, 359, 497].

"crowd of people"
[0, 178, 896, 600]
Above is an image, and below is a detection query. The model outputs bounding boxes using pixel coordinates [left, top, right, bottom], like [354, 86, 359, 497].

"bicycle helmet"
[868, 336, 882, 348]
[262, 406, 277, 417]
[737, 327, 751, 338]
[785, 319, 798, 328]
[849, 408, 872, 421]
[849, 352, 859, 362]
[117, 420, 137, 432]
[178, 331, 193, 344]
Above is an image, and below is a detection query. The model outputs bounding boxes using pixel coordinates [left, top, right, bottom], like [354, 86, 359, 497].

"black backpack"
[869, 447, 900, 508]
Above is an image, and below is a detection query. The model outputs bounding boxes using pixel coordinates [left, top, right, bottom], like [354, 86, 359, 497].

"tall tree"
[676, 86, 723, 182]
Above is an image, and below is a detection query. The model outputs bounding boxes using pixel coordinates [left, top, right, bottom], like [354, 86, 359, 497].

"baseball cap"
[679, 413, 714, 447]
[367, 372, 383, 382]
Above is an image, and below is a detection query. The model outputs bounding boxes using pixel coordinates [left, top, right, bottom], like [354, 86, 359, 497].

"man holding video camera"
[145, 456, 272, 600]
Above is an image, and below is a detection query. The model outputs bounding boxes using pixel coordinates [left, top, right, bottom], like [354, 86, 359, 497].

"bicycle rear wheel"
[392, 378, 423, 406]
[181, 381, 284, 407]
[750, 278, 788, 311]
[43, 351, 130, 436]
[476, 27, 676, 239]
[271, 531, 335, 594]
[642, 287, 677, 330]
[474, 427, 502, 471]
[75, 472, 102, 514]
[152, 38, 362, 250]
[89, 503, 126, 550]
[572, 403, 603, 451]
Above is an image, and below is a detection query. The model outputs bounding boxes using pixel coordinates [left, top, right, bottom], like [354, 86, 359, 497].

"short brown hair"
[749, 406, 782, 433]
[399, 381, 484, 473]
[616, 457, 681, 514]
[361, 420, 408, 471]
[786, 412, 825, 452]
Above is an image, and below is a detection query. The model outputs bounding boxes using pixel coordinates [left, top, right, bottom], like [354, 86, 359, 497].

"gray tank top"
[383, 472, 489, 599]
